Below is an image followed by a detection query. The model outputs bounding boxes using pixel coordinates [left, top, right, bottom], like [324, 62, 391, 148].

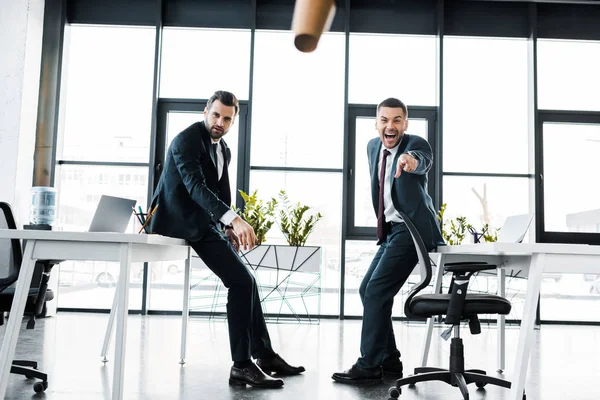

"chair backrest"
[0, 202, 22, 290]
[399, 212, 433, 320]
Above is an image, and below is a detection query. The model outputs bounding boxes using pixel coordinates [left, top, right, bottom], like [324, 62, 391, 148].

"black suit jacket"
[149, 121, 232, 242]
[368, 134, 445, 249]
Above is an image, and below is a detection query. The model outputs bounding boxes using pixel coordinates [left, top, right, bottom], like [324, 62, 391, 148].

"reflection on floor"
[2, 313, 600, 399]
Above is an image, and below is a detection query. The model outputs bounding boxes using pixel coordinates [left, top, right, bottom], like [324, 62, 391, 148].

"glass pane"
[165, 112, 239, 207]
[354, 117, 428, 228]
[57, 260, 143, 310]
[349, 34, 437, 106]
[442, 176, 532, 242]
[54, 164, 148, 310]
[160, 28, 251, 100]
[541, 273, 600, 322]
[543, 122, 600, 232]
[248, 170, 343, 315]
[55, 164, 148, 232]
[251, 31, 345, 168]
[538, 39, 600, 112]
[59, 26, 155, 163]
[443, 37, 529, 174]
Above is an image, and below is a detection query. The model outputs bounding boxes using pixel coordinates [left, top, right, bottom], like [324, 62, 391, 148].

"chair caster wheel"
[388, 387, 401, 398]
[476, 382, 487, 389]
[33, 381, 48, 393]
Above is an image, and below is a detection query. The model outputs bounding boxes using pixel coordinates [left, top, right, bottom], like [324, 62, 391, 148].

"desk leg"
[101, 277, 121, 362]
[421, 253, 444, 367]
[180, 247, 192, 364]
[509, 253, 544, 400]
[0, 241, 37, 399]
[112, 243, 132, 400]
[497, 268, 506, 372]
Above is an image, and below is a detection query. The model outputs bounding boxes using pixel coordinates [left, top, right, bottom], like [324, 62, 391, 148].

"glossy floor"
[2, 313, 599, 400]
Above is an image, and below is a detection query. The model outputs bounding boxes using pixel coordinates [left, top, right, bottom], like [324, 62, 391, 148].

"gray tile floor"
[2, 313, 599, 400]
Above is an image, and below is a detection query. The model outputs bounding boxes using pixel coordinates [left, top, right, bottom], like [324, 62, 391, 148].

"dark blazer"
[149, 121, 232, 242]
[368, 134, 445, 249]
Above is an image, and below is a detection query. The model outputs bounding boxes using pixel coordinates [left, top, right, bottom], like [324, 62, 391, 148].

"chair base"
[388, 337, 522, 400]
[389, 370, 515, 400]
[10, 360, 48, 393]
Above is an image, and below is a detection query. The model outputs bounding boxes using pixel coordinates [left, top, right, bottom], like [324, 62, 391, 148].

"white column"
[0, 0, 45, 223]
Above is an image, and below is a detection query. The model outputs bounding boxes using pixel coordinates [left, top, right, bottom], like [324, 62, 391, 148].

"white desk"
[421, 243, 600, 400]
[0, 230, 190, 400]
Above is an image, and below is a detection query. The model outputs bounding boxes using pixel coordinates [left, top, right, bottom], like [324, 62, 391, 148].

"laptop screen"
[88, 195, 137, 233]
[497, 214, 533, 243]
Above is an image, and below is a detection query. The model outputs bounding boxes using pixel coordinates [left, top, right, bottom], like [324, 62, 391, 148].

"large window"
[160, 28, 252, 100]
[536, 40, 600, 322]
[442, 36, 532, 235]
[55, 25, 156, 310]
[249, 31, 345, 315]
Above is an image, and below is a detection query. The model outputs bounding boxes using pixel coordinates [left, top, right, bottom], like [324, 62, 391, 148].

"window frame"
[536, 110, 600, 245]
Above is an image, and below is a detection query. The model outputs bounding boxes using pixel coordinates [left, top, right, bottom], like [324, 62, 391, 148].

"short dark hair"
[377, 97, 408, 118]
[207, 90, 239, 115]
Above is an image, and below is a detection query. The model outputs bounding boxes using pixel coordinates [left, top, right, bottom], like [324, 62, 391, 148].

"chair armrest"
[444, 263, 497, 274]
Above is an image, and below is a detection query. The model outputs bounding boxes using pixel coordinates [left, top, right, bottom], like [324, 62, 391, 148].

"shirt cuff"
[220, 209, 238, 227]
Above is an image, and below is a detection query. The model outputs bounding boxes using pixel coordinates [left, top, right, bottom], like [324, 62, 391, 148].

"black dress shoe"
[229, 362, 284, 388]
[331, 364, 383, 384]
[382, 360, 403, 378]
[256, 353, 305, 375]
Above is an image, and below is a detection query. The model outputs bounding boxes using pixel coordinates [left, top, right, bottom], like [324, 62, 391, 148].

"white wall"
[0, 0, 45, 225]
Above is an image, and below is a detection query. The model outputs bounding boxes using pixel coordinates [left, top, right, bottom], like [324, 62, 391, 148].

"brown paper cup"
[291, 0, 336, 53]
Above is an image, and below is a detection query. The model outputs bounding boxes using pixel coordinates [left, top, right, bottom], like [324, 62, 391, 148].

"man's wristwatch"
[224, 225, 233, 230]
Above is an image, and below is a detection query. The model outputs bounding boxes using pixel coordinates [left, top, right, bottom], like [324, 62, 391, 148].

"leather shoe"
[229, 362, 284, 388]
[256, 353, 305, 375]
[382, 360, 403, 378]
[331, 364, 383, 384]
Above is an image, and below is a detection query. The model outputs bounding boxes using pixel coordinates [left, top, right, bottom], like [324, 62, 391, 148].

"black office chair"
[387, 212, 522, 400]
[0, 201, 59, 393]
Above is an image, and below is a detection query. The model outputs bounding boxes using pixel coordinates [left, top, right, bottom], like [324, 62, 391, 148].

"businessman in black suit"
[332, 97, 444, 384]
[150, 91, 304, 388]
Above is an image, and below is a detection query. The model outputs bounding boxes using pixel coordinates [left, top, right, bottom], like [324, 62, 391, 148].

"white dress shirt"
[211, 138, 237, 226]
[378, 141, 404, 224]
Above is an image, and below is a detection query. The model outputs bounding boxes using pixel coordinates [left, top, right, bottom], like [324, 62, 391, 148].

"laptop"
[88, 195, 137, 233]
[497, 214, 533, 243]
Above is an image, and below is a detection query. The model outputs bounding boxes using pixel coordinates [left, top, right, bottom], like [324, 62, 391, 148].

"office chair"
[0, 201, 60, 393]
[387, 212, 523, 400]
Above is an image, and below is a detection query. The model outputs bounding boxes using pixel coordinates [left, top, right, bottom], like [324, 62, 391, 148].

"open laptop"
[88, 195, 137, 233]
[497, 214, 533, 243]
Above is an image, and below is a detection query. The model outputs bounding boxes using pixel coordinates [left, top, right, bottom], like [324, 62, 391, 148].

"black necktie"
[377, 149, 391, 241]
[211, 143, 218, 165]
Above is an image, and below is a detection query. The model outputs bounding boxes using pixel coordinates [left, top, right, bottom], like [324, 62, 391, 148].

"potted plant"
[276, 190, 322, 247]
[437, 203, 499, 244]
[240, 190, 324, 322]
[233, 189, 277, 245]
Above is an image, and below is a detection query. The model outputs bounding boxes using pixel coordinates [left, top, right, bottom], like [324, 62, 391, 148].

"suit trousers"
[189, 225, 274, 362]
[357, 222, 419, 369]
